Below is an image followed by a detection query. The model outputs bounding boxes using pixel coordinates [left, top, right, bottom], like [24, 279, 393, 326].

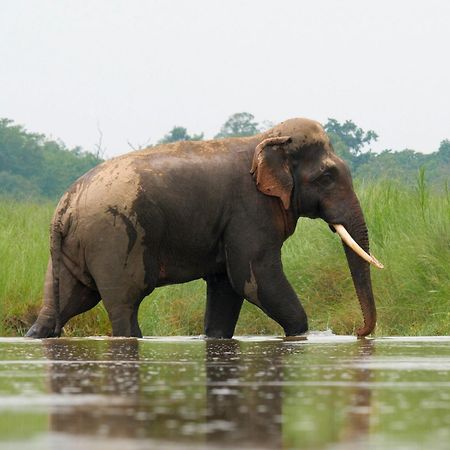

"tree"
[324, 118, 378, 156]
[215, 112, 260, 138]
[0, 118, 102, 200]
[324, 118, 378, 172]
[0, 118, 43, 179]
[426, 139, 450, 187]
[0, 171, 40, 199]
[158, 126, 204, 144]
[436, 139, 450, 163]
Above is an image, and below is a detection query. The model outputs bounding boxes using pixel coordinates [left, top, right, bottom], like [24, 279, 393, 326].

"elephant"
[26, 118, 382, 339]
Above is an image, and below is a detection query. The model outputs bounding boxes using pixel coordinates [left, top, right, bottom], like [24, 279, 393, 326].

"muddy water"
[0, 335, 449, 450]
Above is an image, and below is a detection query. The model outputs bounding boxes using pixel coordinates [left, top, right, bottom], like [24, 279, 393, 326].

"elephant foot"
[205, 331, 234, 339]
[284, 320, 308, 337]
[25, 321, 59, 338]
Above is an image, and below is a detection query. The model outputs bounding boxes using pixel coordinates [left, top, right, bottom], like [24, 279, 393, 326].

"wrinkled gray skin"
[26, 118, 376, 339]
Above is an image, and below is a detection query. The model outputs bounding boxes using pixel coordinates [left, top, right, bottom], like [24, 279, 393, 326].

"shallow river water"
[0, 334, 449, 450]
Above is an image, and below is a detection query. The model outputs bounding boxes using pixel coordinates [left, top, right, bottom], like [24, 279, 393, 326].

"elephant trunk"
[338, 202, 377, 337]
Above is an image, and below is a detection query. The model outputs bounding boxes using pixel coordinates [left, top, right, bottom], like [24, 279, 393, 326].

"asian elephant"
[26, 118, 382, 339]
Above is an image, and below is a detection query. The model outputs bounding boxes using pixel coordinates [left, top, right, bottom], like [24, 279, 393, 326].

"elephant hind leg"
[26, 260, 101, 338]
[58, 262, 102, 331]
[92, 259, 158, 337]
[85, 215, 162, 337]
[100, 290, 148, 338]
[26, 260, 57, 338]
[95, 264, 156, 337]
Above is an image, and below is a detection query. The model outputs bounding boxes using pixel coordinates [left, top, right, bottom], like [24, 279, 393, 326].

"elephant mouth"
[332, 224, 384, 269]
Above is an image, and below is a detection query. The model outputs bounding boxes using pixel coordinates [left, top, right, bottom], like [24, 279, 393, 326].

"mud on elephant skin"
[26, 118, 382, 339]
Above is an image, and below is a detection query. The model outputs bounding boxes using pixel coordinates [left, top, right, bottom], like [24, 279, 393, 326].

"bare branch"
[94, 122, 106, 159]
[127, 137, 153, 151]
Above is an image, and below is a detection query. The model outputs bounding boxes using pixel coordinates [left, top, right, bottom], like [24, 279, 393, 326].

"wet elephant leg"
[58, 262, 101, 329]
[26, 260, 101, 338]
[88, 248, 155, 337]
[86, 214, 161, 338]
[204, 273, 244, 338]
[96, 265, 156, 337]
[95, 262, 155, 337]
[226, 246, 308, 336]
[100, 289, 147, 337]
[130, 299, 144, 338]
[26, 260, 58, 337]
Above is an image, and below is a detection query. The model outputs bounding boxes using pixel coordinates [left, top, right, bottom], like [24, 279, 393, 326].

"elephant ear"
[250, 136, 293, 209]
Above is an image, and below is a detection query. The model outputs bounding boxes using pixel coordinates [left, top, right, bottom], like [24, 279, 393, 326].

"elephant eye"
[316, 171, 334, 187]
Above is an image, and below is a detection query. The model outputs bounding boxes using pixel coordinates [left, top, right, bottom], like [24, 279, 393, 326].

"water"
[0, 334, 449, 449]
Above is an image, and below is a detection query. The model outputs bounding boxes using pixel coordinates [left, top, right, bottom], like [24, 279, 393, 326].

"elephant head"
[251, 118, 382, 336]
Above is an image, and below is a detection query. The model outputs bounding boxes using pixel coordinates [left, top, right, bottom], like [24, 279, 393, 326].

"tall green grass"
[1, 178, 449, 337]
[0, 199, 53, 335]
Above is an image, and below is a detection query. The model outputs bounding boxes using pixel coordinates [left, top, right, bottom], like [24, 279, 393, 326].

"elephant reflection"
[41, 338, 375, 448]
[339, 339, 374, 445]
[205, 339, 285, 449]
[43, 338, 142, 436]
[42, 338, 285, 446]
[205, 339, 375, 449]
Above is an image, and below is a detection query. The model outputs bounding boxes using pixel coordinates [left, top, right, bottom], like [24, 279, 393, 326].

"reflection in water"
[205, 340, 284, 448]
[280, 339, 376, 449]
[44, 339, 141, 437]
[42, 338, 288, 447]
[41, 339, 208, 445]
[339, 339, 374, 446]
[0, 336, 449, 449]
[41, 338, 376, 449]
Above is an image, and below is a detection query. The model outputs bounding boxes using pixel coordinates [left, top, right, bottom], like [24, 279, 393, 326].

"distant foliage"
[164, 113, 448, 189]
[323, 118, 450, 189]
[324, 118, 378, 156]
[352, 143, 450, 189]
[437, 139, 450, 162]
[158, 126, 204, 144]
[215, 112, 261, 138]
[324, 118, 378, 173]
[0, 118, 102, 200]
[1, 114, 450, 201]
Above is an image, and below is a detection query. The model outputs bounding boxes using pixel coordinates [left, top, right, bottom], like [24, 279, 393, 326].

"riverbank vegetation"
[1, 114, 449, 336]
[1, 175, 449, 337]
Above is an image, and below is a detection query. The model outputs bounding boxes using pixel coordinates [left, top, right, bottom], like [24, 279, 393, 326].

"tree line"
[1, 113, 449, 200]
[0, 118, 103, 200]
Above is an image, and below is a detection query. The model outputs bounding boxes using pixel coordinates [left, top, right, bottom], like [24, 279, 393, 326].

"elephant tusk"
[333, 224, 384, 269]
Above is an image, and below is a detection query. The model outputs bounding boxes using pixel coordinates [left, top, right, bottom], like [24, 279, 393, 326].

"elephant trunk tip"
[356, 320, 376, 337]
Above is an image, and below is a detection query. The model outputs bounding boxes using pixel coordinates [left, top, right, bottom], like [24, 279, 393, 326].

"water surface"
[0, 334, 449, 449]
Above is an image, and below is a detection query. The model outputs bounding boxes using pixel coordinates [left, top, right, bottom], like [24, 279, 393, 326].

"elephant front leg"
[226, 248, 308, 336]
[204, 273, 244, 338]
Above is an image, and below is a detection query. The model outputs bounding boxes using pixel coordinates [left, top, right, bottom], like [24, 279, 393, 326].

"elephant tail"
[50, 222, 63, 337]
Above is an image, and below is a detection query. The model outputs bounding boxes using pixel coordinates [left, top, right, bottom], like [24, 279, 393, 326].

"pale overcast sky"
[1, 0, 449, 157]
